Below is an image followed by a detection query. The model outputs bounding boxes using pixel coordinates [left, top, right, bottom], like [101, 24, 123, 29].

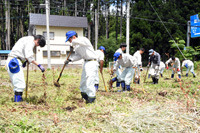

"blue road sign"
[190, 14, 200, 38]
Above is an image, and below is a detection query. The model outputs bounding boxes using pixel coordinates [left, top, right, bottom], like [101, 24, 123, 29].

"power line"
[147, 0, 186, 59]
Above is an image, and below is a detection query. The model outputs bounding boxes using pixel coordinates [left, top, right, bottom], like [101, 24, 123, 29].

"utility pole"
[95, 9, 98, 50]
[187, 21, 190, 47]
[120, 0, 123, 39]
[28, 0, 30, 13]
[98, 0, 100, 26]
[75, 0, 77, 17]
[106, 6, 109, 39]
[126, 0, 130, 54]
[46, 0, 51, 69]
[5, 0, 10, 50]
[83, 0, 86, 16]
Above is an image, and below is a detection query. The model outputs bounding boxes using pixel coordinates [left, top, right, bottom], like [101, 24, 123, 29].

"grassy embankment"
[0, 66, 200, 132]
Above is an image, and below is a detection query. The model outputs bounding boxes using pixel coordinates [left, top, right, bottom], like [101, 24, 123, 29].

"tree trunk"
[75, 0, 77, 16]
[5, 0, 10, 50]
[120, 0, 123, 39]
[116, 0, 119, 40]
[106, 5, 109, 39]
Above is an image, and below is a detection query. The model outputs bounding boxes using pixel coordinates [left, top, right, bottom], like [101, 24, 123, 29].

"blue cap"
[65, 31, 77, 42]
[113, 52, 121, 61]
[8, 58, 20, 73]
[99, 46, 105, 51]
[149, 49, 154, 53]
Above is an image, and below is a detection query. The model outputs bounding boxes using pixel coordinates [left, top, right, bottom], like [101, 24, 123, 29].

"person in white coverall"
[65, 31, 98, 104]
[148, 56, 153, 78]
[148, 49, 161, 84]
[159, 61, 165, 77]
[94, 46, 105, 91]
[165, 56, 181, 79]
[6, 35, 46, 102]
[113, 43, 127, 88]
[133, 48, 145, 84]
[181, 59, 196, 77]
[109, 52, 136, 91]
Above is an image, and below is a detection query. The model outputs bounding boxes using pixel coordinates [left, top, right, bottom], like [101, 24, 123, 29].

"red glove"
[177, 68, 180, 71]
[166, 67, 169, 69]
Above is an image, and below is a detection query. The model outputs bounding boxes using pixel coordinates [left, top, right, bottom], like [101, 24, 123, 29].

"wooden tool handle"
[56, 51, 72, 82]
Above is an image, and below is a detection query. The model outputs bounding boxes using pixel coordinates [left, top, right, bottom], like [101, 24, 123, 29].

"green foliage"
[169, 38, 186, 60]
[194, 61, 200, 69]
[98, 31, 124, 66]
[169, 38, 185, 50]
[183, 46, 200, 61]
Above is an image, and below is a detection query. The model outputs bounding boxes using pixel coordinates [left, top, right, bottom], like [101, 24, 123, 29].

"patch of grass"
[0, 66, 200, 132]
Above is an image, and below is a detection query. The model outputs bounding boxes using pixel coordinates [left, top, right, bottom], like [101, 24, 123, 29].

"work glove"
[37, 64, 45, 72]
[140, 68, 143, 71]
[70, 46, 74, 52]
[166, 66, 169, 69]
[22, 60, 28, 68]
[64, 59, 72, 64]
[155, 65, 159, 70]
[177, 68, 180, 72]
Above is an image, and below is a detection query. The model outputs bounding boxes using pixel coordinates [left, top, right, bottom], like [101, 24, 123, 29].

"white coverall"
[69, 37, 98, 98]
[165, 57, 181, 75]
[149, 52, 161, 79]
[159, 61, 165, 74]
[148, 57, 153, 77]
[114, 48, 123, 77]
[182, 60, 195, 74]
[133, 50, 142, 78]
[114, 54, 137, 85]
[6, 36, 35, 92]
[94, 50, 105, 85]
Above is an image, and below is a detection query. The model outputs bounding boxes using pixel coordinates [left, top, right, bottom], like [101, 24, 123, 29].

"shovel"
[25, 62, 29, 99]
[54, 51, 72, 87]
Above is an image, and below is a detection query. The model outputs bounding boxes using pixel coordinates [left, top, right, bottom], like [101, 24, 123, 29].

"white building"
[28, 13, 88, 65]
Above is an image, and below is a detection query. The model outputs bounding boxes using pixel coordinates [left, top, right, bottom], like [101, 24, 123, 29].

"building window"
[66, 51, 75, 56]
[43, 32, 54, 40]
[43, 51, 60, 57]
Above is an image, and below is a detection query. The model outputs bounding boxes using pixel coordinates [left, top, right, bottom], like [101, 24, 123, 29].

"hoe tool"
[54, 51, 72, 87]
[101, 72, 108, 92]
[25, 62, 29, 99]
[144, 66, 149, 83]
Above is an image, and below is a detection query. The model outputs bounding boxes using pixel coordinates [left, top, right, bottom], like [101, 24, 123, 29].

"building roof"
[29, 13, 88, 28]
[0, 50, 11, 54]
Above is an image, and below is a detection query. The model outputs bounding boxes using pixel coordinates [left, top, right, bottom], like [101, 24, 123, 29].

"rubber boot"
[152, 77, 155, 84]
[155, 78, 158, 84]
[148, 74, 151, 78]
[116, 79, 120, 87]
[186, 73, 188, 77]
[14, 91, 23, 102]
[116, 82, 120, 87]
[118, 81, 125, 92]
[178, 74, 181, 79]
[137, 79, 140, 84]
[86, 97, 96, 104]
[126, 85, 131, 91]
[171, 74, 174, 78]
[81, 92, 88, 101]
[160, 74, 163, 77]
[94, 84, 99, 91]
[192, 72, 196, 78]
[112, 77, 117, 82]
[121, 81, 125, 91]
